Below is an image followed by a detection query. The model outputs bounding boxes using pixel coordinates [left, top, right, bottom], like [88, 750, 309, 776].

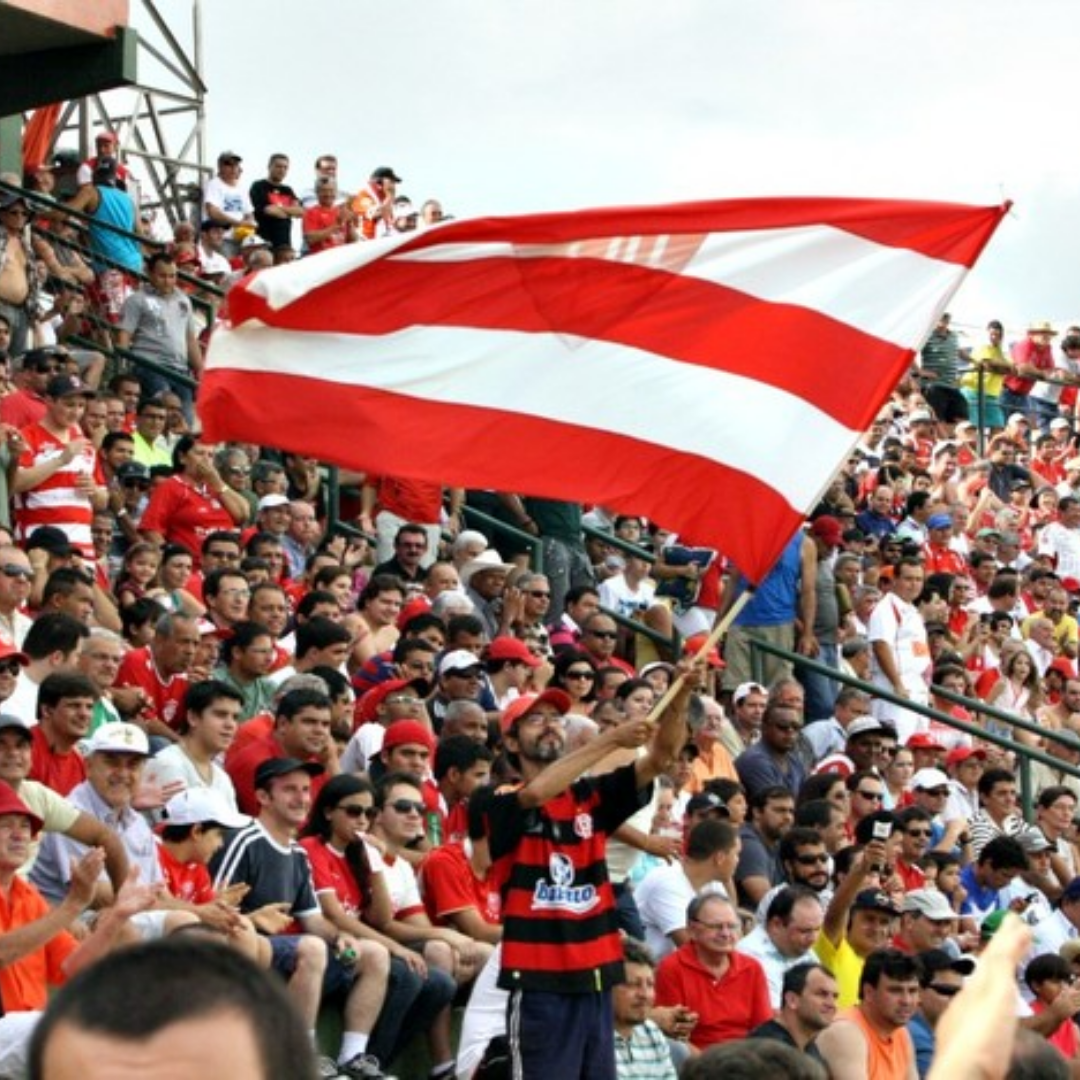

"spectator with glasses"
[736, 703, 808, 802]
[0, 347, 63, 429]
[549, 647, 599, 716]
[846, 770, 887, 831]
[655, 894, 772, 1049]
[0, 542, 34, 646]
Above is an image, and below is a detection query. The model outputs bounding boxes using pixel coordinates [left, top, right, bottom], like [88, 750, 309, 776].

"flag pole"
[645, 586, 756, 724]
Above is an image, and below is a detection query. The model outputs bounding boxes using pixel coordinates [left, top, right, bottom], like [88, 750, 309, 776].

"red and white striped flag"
[200, 197, 1007, 583]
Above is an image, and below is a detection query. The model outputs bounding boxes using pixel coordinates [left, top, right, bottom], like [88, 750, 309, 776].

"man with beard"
[486, 660, 700, 1080]
[816, 949, 920, 1080]
[735, 785, 795, 906]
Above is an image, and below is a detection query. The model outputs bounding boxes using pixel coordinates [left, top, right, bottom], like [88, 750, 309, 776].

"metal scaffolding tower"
[45, 0, 208, 228]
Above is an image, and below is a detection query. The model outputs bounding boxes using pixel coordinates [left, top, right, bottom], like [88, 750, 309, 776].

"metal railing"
[748, 635, 1080, 818]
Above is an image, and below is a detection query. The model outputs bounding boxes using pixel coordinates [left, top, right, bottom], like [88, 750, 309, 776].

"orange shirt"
[686, 741, 738, 793]
[0, 875, 77, 1010]
[840, 1005, 915, 1080]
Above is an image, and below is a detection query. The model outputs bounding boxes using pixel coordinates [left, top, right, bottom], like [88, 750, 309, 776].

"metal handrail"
[460, 505, 543, 573]
[747, 635, 1080, 817]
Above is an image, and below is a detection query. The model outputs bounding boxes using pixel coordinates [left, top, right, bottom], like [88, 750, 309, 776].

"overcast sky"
[148, 0, 1080, 336]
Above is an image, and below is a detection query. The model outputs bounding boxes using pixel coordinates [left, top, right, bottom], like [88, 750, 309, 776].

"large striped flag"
[200, 197, 1007, 584]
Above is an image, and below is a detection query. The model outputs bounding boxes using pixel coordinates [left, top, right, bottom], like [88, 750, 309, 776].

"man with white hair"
[451, 530, 488, 571]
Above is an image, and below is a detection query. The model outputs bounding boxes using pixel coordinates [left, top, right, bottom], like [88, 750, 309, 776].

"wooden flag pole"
[645, 587, 756, 724]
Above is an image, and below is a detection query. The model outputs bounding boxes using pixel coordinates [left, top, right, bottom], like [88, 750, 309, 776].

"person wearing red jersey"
[28, 673, 97, 796]
[654, 893, 772, 1049]
[302, 178, 358, 254]
[13, 375, 106, 558]
[420, 787, 501, 945]
[0, 348, 62, 431]
[921, 514, 966, 576]
[225, 685, 337, 817]
[360, 473, 463, 569]
[431, 735, 493, 847]
[485, 659, 700, 1080]
[114, 611, 198, 742]
[138, 436, 249, 564]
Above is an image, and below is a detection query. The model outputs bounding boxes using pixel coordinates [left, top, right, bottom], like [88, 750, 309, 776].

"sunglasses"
[795, 853, 829, 865]
[527, 591, 551, 599]
[928, 983, 962, 998]
[0, 659, 21, 676]
[388, 799, 425, 816]
[338, 804, 377, 820]
[565, 670, 595, 679]
[588, 630, 618, 640]
[0, 565, 32, 581]
[906, 830, 932, 839]
[856, 790, 884, 801]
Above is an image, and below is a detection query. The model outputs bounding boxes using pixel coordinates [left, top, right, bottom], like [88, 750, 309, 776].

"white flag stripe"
[247, 229, 423, 311]
[388, 226, 966, 348]
[210, 322, 858, 510]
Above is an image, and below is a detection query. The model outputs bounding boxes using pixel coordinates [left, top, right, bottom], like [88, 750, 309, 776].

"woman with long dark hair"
[300, 774, 454, 1073]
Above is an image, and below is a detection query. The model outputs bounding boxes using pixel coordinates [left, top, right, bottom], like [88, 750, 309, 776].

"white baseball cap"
[163, 788, 250, 830]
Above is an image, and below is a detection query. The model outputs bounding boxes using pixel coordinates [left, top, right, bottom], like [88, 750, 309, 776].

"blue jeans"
[368, 954, 456, 1066]
[797, 642, 839, 722]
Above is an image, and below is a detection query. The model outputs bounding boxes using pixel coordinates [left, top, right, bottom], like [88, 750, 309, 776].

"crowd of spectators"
[2, 141, 1080, 1078]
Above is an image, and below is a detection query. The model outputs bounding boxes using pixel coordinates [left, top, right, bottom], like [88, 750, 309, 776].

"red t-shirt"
[655, 946, 773, 1048]
[300, 836, 366, 917]
[225, 733, 328, 817]
[420, 843, 501, 928]
[28, 725, 86, 795]
[139, 476, 236, 567]
[157, 840, 214, 904]
[302, 204, 349, 253]
[115, 646, 190, 732]
[0, 390, 46, 431]
[370, 476, 443, 525]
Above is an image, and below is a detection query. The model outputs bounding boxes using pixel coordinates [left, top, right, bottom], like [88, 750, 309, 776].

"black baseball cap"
[254, 757, 324, 790]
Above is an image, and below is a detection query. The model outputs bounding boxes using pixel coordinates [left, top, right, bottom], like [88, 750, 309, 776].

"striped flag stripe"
[206, 323, 856, 507]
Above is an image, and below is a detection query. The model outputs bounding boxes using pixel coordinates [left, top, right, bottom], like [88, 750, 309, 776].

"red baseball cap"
[946, 746, 987, 768]
[0, 784, 43, 835]
[0, 640, 28, 667]
[906, 733, 945, 751]
[500, 689, 573, 734]
[379, 719, 436, 756]
[683, 633, 723, 668]
[486, 636, 541, 668]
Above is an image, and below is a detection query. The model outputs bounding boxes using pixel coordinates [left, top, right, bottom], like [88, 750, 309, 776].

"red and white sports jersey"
[15, 423, 103, 557]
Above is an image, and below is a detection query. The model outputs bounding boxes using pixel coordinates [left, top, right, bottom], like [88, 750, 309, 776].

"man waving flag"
[199, 197, 1007, 583]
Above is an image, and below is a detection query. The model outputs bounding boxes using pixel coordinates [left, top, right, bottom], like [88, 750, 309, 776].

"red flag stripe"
[198, 370, 805, 583]
[205, 323, 857, 512]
